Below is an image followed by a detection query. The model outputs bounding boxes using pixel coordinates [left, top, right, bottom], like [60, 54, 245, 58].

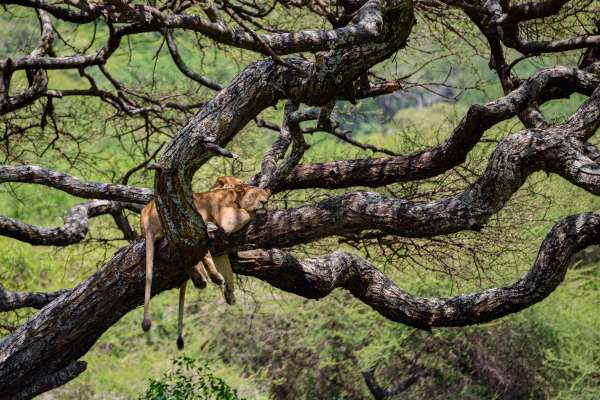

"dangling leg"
[142, 232, 154, 332]
[202, 252, 225, 285]
[192, 260, 209, 288]
[177, 280, 187, 350]
[214, 254, 236, 305]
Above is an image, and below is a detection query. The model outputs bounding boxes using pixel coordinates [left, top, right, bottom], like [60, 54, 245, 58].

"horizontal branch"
[510, 35, 600, 55]
[154, 1, 414, 269]
[0, 200, 140, 246]
[226, 91, 600, 250]
[276, 66, 600, 191]
[2, 209, 599, 397]
[0, 88, 598, 391]
[234, 212, 600, 328]
[494, 0, 570, 24]
[0, 165, 152, 204]
[0, 284, 69, 312]
[0, 0, 387, 56]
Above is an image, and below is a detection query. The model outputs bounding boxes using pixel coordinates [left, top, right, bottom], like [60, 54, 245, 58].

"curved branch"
[164, 31, 223, 91]
[0, 165, 152, 204]
[0, 239, 186, 399]
[277, 66, 600, 191]
[0, 92, 598, 394]
[0, 200, 138, 246]
[154, 0, 414, 271]
[0, 0, 101, 23]
[234, 212, 600, 329]
[1, 0, 387, 56]
[227, 128, 600, 250]
[0, 10, 54, 114]
[255, 101, 309, 190]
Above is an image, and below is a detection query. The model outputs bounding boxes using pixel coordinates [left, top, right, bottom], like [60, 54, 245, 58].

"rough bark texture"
[234, 212, 600, 328]
[0, 284, 69, 312]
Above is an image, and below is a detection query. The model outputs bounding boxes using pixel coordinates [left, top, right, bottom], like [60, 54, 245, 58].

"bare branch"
[0, 284, 69, 312]
[0, 200, 140, 246]
[164, 30, 223, 91]
[0, 165, 152, 204]
[278, 66, 600, 191]
[235, 209, 600, 328]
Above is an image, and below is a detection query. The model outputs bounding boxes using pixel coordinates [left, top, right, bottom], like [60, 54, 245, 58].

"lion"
[140, 177, 269, 348]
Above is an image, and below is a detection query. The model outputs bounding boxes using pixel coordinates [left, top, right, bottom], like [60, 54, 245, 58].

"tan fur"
[140, 177, 269, 347]
[209, 176, 244, 190]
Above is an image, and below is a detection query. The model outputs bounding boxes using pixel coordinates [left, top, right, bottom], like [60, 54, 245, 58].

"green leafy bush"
[140, 356, 243, 400]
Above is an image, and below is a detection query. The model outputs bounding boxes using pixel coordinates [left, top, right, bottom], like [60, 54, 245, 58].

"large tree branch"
[276, 66, 600, 191]
[234, 210, 600, 328]
[0, 0, 385, 56]
[220, 89, 600, 251]
[154, 0, 414, 273]
[0, 239, 186, 399]
[0, 86, 598, 398]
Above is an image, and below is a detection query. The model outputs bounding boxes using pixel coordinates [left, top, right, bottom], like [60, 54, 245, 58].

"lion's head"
[210, 176, 245, 190]
[236, 186, 270, 213]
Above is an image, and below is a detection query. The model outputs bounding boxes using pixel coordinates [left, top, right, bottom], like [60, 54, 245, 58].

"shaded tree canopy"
[0, 0, 599, 398]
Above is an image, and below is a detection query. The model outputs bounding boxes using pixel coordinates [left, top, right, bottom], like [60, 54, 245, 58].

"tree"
[0, 0, 599, 398]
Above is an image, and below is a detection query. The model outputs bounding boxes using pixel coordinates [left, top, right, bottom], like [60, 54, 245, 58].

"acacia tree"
[0, 0, 599, 398]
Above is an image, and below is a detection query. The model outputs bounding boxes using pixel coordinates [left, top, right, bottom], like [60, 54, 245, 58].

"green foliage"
[140, 356, 244, 400]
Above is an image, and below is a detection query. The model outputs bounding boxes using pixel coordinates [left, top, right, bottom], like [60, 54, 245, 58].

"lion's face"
[238, 187, 270, 213]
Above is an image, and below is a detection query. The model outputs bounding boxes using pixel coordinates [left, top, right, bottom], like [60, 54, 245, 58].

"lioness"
[140, 178, 269, 347]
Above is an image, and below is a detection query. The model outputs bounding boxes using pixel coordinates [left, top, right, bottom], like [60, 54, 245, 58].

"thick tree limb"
[0, 92, 598, 396]
[231, 132, 600, 250]
[154, 0, 414, 272]
[0, 239, 186, 399]
[233, 212, 600, 328]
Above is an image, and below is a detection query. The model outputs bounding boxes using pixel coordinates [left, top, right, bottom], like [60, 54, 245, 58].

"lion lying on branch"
[140, 176, 270, 348]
